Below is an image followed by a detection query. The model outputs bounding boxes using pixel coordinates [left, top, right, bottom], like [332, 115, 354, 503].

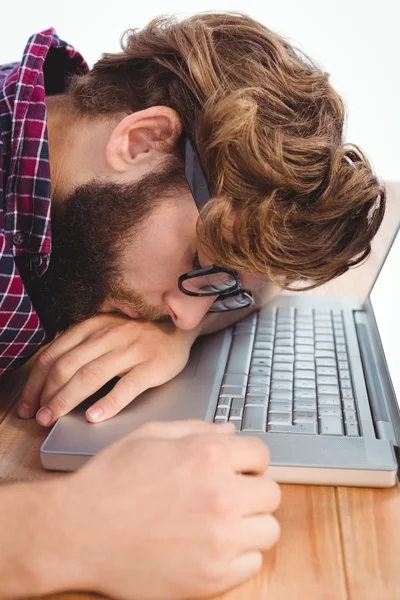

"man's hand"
[22, 420, 280, 599]
[17, 314, 196, 426]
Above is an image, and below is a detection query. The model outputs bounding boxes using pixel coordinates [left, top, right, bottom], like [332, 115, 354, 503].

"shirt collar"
[1, 28, 88, 259]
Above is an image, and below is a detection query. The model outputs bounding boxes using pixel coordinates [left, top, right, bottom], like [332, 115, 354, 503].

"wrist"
[1, 477, 88, 598]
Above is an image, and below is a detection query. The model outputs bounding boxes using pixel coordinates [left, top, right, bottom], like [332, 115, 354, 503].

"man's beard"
[22, 160, 186, 336]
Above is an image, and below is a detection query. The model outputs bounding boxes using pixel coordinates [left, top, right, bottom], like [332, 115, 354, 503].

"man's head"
[35, 13, 384, 334]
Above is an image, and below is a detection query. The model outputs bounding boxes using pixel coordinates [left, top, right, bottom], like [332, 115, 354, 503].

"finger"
[235, 474, 281, 517]
[225, 436, 270, 475]
[239, 514, 281, 553]
[38, 332, 126, 408]
[17, 323, 97, 419]
[36, 350, 137, 426]
[131, 419, 236, 440]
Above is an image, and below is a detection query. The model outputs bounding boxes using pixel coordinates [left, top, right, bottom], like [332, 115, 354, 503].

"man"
[0, 13, 384, 598]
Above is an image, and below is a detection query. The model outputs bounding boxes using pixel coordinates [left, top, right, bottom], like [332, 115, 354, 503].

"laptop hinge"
[354, 311, 398, 447]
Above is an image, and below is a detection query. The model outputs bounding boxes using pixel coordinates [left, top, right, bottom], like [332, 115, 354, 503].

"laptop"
[41, 226, 400, 488]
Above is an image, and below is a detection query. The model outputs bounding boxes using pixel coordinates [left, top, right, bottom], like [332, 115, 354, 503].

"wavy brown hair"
[68, 13, 385, 290]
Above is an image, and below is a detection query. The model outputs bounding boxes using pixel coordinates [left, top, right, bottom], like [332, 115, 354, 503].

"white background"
[370, 230, 400, 403]
[1, 0, 399, 181]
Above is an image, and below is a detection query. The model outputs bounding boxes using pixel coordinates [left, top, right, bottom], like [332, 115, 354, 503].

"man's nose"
[165, 292, 216, 330]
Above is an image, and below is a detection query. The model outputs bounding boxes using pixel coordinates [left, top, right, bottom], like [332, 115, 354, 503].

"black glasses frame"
[179, 134, 255, 311]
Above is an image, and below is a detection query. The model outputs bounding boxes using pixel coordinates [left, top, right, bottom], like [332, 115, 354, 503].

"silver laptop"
[41, 227, 400, 487]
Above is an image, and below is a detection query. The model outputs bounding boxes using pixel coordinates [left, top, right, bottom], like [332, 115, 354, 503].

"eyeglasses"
[179, 135, 255, 313]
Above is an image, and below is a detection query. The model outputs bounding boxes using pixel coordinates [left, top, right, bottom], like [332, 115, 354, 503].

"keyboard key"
[342, 389, 354, 399]
[275, 324, 294, 332]
[294, 390, 317, 399]
[295, 345, 314, 354]
[345, 422, 360, 436]
[267, 423, 318, 434]
[296, 353, 317, 362]
[319, 407, 341, 417]
[338, 361, 348, 369]
[222, 374, 248, 387]
[295, 330, 313, 338]
[275, 346, 294, 355]
[294, 380, 316, 389]
[275, 330, 294, 339]
[276, 338, 295, 347]
[318, 385, 340, 395]
[335, 336, 345, 344]
[336, 344, 347, 353]
[215, 406, 230, 418]
[295, 361, 315, 370]
[214, 415, 228, 423]
[295, 322, 313, 330]
[343, 399, 356, 410]
[255, 335, 274, 344]
[245, 395, 269, 406]
[294, 399, 317, 410]
[315, 328, 333, 335]
[268, 412, 292, 425]
[251, 358, 272, 368]
[341, 380, 352, 389]
[271, 381, 292, 391]
[254, 341, 273, 350]
[295, 337, 314, 346]
[217, 396, 233, 408]
[229, 407, 244, 420]
[270, 391, 293, 401]
[219, 386, 246, 398]
[231, 398, 245, 410]
[319, 417, 344, 435]
[339, 370, 350, 380]
[344, 409, 358, 423]
[316, 367, 337, 376]
[273, 354, 294, 363]
[294, 370, 315, 380]
[317, 396, 340, 406]
[315, 342, 335, 351]
[250, 366, 272, 376]
[226, 334, 254, 374]
[249, 375, 270, 385]
[316, 358, 336, 367]
[273, 362, 294, 372]
[242, 406, 267, 431]
[272, 371, 294, 382]
[294, 411, 317, 423]
[317, 376, 339, 386]
[296, 308, 313, 316]
[247, 385, 269, 396]
[269, 401, 292, 412]
[337, 353, 348, 361]
[315, 350, 335, 358]
[315, 335, 334, 343]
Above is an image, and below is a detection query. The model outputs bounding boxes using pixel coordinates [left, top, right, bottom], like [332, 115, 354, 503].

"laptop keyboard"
[213, 307, 360, 436]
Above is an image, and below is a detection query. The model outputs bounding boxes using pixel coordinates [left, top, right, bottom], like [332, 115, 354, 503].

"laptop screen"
[369, 228, 399, 402]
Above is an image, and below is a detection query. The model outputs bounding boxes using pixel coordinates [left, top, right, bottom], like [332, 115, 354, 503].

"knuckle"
[78, 363, 105, 386]
[267, 515, 281, 546]
[53, 356, 76, 382]
[248, 437, 270, 465]
[194, 438, 225, 469]
[36, 349, 55, 371]
[50, 392, 69, 413]
[206, 487, 234, 518]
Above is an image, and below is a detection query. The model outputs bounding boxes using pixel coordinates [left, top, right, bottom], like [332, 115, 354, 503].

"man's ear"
[106, 106, 182, 174]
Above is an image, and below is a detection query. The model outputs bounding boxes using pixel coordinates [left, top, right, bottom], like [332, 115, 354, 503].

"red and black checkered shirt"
[0, 29, 88, 376]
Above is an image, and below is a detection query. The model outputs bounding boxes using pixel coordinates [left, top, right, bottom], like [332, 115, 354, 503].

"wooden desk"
[1, 183, 399, 600]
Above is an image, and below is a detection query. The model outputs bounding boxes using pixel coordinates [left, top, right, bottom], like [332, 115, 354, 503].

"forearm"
[0, 478, 80, 598]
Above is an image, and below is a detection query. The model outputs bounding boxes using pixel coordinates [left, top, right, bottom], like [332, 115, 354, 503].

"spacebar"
[226, 334, 254, 375]
[267, 423, 317, 434]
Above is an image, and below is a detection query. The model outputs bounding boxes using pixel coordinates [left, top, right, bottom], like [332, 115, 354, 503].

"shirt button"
[12, 232, 24, 246]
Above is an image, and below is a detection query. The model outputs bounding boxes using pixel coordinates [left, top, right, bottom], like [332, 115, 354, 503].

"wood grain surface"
[1, 183, 399, 600]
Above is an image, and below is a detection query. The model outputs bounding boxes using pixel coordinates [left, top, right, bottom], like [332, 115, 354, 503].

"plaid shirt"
[0, 29, 88, 376]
